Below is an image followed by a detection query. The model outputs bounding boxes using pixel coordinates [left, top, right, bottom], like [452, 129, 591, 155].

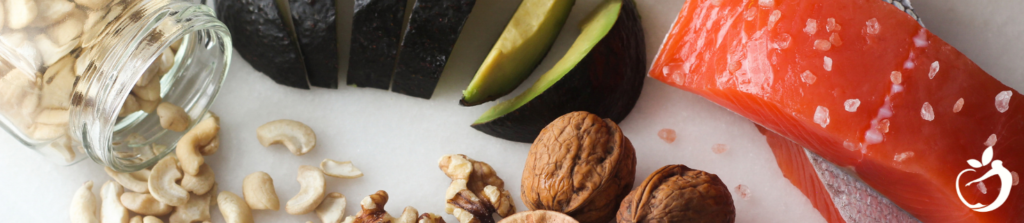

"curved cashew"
[132, 76, 161, 101]
[129, 216, 142, 223]
[148, 156, 188, 206]
[100, 181, 129, 223]
[105, 167, 149, 193]
[286, 165, 326, 215]
[120, 192, 172, 216]
[242, 171, 280, 211]
[199, 135, 219, 156]
[176, 116, 218, 176]
[143, 216, 163, 223]
[70, 181, 99, 223]
[156, 102, 189, 132]
[217, 191, 254, 223]
[169, 187, 214, 223]
[119, 94, 141, 117]
[8, 0, 36, 29]
[315, 192, 346, 223]
[320, 159, 363, 179]
[181, 163, 215, 195]
[257, 119, 316, 156]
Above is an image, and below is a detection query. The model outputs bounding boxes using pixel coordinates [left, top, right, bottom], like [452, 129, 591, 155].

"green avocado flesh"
[459, 0, 575, 106]
[474, 0, 622, 124]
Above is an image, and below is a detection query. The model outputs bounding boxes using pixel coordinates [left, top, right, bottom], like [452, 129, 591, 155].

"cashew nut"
[242, 171, 279, 211]
[105, 167, 149, 193]
[39, 56, 75, 108]
[138, 97, 160, 113]
[176, 116, 218, 176]
[119, 94, 140, 117]
[100, 181, 129, 223]
[199, 135, 219, 156]
[129, 216, 141, 223]
[76, 0, 112, 9]
[36, 0, 75, 25]
[157, 102, 189, 132]
[157, 48, 174, 75]
[320, 159, 363, 179]
[132, 76, 161, 102]
[180, 163, 215, 195]
[217, 191, 254, 223]
[286, 165, 326, 215]
[7, 0, 37, 29]
[120, 192, 172, 216]
[315, 192, 346, 223]
[169, 189, 214, 223]
[257, 119, 316, 156]
[170, 38, 183, 52]
[142, 216, 163, 223]
[70, 181, 99, 223]
[148, 156, 189, 206]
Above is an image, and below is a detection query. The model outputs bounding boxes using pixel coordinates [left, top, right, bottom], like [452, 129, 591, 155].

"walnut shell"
[521, 111, 637, 223]
[616, 165, 735, 223]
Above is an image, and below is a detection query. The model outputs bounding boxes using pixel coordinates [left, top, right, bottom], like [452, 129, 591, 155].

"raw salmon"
[649, 0, 1024, 221]
[757, 125, 846, 223]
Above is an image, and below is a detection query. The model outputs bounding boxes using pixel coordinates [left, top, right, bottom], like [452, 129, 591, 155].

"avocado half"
[347, 0, 408, 89]
[289, 0, 340, 89]
[459, 0, 575, 106]
[390, 0, 477, 99]
[217, 0, 310, 89]
[471, 0, 645, 143]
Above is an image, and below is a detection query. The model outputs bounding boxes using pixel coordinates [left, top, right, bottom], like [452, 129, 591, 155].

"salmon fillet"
[649, 0, 1024, 221]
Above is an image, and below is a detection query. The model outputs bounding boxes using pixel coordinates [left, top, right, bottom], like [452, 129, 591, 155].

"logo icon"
[956, 146, 1012, 212]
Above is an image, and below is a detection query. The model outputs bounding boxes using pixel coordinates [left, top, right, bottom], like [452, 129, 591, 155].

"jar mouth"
[70, 1, 232, 172]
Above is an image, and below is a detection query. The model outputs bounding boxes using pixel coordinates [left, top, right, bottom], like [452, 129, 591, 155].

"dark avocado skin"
[471, 0, 646, 143]
[290, 0, 340, 88]
[347, 0, 408, 89]
[390, 0, 476, 99]
[217, 0, 310, 89]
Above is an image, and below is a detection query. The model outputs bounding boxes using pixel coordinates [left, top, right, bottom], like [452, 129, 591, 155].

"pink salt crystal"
[804, 19, 818, 35]
[879, 119, 890, 133]
[829, 33, 843, 46]
[735, 184, 751, 200]
[1013, 171, 1019, 186]
[953, 98, 964, 113]
[801, 70, 816, 84]
[712, 144, 729, 154]
[890, 71, 902, 84]
[984, 134, 997, 147]
[814, 39, 832, 51]
[658, 128, 677, 144]
[826, 18, 841, 32]
[865, 18, 880, 34]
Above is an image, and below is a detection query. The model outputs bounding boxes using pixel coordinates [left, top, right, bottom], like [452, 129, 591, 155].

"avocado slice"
[471, 0, 645, 143]
[459, 0, 575, 106]
[217, 0, 310, 89]
[347, 0, 408, 89]
[289, 0, 340, 89]
[390, 0, 477, 99]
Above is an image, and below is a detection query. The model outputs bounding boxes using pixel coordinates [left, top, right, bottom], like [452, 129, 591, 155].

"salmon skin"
[649, 0, 1024, 222]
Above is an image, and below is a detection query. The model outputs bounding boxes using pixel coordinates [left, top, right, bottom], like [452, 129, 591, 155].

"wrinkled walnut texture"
[521, 111, 636, 223]
[439, 154, 515, 223]
[616, 165, 735, 223]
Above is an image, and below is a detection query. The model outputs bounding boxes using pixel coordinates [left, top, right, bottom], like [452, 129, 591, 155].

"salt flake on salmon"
[650, 0, 1024, 221]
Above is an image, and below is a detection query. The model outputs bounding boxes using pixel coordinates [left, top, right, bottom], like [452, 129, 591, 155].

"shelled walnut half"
[438, 154, 515, 223]
[340, 190, 445, 223]
[521, 111, 636, 223]
[616, 165, 735, 223]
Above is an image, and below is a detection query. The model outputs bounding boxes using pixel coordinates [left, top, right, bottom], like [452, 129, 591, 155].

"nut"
[143, 216, 163, 223]
[100, 181, 129, 223]
[521, 111, 636, 223]
[35, 34, 75, 66]
[7, 0, 37, 29]
[45, 9, 85, 47]
[199, 135, 219, 156]
[105, 167, 149, 193]
[119, 94, 140, 117]
[320, 159, 363, 178]
[34, 109, 69, 125]
[616, 165, 735, 223]
[340, 191, 394, 223]
[416, 214, 445, 223]
[286, 165, 326, 215]
[242, 171, 280, 211]
[180, 163, 215, 195]
[148, 156, 189, 206]
[157, 102, 189, 132]
[76, 0, 112, 9]
[498, 210, 578, 223]
[257, 119, 316, 156]
[39, 56, 75, 108]
[129, 216, 141, 223]
[315, 192, 346, 223]
[120, 192, 173, 216]
[395, 206, 419, 223]
[36, 0, 76, 25]
[217, 191, 254, 223]
[176, 115, 218, 176]
[169, 188, 215, 223]
[157, 48, 174, 75]
[138, 97, 160, 113]
[132, 77, 161, 101]
[70, 181, 99, 223]
[438, 154, 515, 223]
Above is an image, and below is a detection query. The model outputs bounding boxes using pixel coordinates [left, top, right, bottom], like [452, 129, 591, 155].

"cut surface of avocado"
[474, 0, 622, 124]
[459, 0, 575, 106]
[347, 0, 409, 90]
[217, 0, 310, 89]
[290, 0, 340, 88]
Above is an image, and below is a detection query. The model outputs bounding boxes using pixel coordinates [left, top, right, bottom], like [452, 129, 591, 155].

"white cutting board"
[2, 0, 1023, 222]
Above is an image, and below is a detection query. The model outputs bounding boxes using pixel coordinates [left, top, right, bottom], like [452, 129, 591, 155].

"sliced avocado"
[289, 0, 340, 89]
[390, 0, 477, 99]
[347, 0, 408, 89]
[471, 0, 646, 142]
[459, 0, 575, 106]
[217, 0, 310, 89]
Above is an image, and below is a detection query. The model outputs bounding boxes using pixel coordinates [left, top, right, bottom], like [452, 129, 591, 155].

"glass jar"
[0, 0, 232, 172]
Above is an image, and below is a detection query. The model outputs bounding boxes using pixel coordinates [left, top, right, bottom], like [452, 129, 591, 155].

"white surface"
[2, 0, 1023, 222]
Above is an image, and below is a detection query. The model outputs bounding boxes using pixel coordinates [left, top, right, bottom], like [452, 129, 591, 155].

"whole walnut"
[616, 165, 735, 223]
[521, 111, 637, 223]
